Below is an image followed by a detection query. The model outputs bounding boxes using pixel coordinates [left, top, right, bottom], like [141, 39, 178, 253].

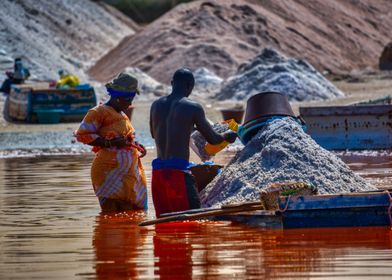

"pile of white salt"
[200, 118, 376, 207]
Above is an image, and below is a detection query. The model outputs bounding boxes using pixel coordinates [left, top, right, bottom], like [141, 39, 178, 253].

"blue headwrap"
[107, 88, 137, 98]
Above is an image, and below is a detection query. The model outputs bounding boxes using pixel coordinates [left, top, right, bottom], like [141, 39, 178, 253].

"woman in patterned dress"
[75, 73, 147, 212]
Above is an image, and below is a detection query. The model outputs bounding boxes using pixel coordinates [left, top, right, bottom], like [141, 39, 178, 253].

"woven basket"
[260, 181, 318, 210]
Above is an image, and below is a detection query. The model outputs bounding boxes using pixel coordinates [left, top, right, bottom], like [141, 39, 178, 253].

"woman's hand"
[110, 136, 128, 148]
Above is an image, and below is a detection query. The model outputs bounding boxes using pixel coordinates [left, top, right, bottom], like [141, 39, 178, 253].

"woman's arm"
[88, 137, 128, 149]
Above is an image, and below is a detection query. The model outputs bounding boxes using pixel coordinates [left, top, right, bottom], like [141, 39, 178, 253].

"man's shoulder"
[180, 97, 202, 110]
[151, 96, 166, 109]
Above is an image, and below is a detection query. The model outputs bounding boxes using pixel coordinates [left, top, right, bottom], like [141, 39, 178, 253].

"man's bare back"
[150, 68, 236, 161]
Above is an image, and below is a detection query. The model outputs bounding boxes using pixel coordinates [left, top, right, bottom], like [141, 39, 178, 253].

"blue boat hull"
[279, 192, 391, 228]
[215, 191, 392, 229]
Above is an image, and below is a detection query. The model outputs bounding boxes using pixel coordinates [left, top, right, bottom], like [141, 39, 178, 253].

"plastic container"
[204, 119, 238, 156]
[35, 109, 63, 124]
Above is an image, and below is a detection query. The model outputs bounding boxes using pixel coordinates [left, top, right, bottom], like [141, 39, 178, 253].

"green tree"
[104, 0, 194, 23]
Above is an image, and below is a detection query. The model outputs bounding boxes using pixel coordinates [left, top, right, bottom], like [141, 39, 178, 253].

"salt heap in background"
[200, 117, 376, 208]
[216, 48, 344, 101]
[0, 0, 135, 82]
[120, 67, 223, 101]
[0, 50, 13, 72]
[122, 67, 168, 100]
[193, 67, 223, 97]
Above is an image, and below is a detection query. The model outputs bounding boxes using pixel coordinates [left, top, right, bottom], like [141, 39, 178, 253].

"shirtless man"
[149, 68, 236, 217]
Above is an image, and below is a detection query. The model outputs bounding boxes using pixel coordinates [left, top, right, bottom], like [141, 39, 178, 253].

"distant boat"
[299, 97, 392, 150]
[6, 83, 97, 124]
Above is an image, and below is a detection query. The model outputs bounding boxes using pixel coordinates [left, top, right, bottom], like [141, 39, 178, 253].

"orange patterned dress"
[75, 104, 147, 209]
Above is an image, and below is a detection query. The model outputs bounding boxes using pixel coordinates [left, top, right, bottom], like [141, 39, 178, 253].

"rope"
[278, 195, 291, 213]
[384, 190, 392, 227]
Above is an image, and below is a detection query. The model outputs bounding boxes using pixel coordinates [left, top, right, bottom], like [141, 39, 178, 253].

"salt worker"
[149, 68, 237, 218]
[0, 58, 30, 94]
[56, 69, 80, 88]
[75, 72, 148, 212]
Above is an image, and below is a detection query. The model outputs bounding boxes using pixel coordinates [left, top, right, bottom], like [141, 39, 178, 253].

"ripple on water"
[1, 154, 392, 279]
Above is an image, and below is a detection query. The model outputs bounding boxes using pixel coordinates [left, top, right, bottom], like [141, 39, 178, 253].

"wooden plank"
[139, 205, 264, 226]
[159, 201, 261, 218]
[213, 210, 282, 228]
[159, 206, 221, 217]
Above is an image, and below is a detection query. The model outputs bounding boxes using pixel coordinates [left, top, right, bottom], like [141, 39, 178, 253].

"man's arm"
[149, 101, 155, 139]
[193, 103, 232, 145]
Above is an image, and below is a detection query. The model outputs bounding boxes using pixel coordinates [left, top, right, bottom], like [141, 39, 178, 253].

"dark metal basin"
[243, 91, 294, 125]
[190, 164, 222, 192]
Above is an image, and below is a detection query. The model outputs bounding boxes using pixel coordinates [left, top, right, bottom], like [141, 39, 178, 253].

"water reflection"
[152, 224, 392, 279]
[93, 211, 148, 280]
[342, 153, 392, 190]
[0, 153, 392, 279]
[153, 222, 199, 279]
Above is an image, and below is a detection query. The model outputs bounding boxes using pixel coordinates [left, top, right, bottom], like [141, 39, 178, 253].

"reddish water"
[0, 152, 392, 279]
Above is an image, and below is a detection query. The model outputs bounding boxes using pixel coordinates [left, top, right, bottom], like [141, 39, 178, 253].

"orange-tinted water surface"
[1, 152, 392, 279]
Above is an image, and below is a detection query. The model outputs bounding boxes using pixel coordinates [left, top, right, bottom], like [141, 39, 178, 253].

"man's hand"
[223, 132, 237, 143]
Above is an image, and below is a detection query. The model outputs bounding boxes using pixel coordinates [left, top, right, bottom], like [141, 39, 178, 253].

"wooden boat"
[299, 101, 392, 150]
[6, 83, 97, 123]
[217, 190, 392, 229]
[140, 190, 392, 229]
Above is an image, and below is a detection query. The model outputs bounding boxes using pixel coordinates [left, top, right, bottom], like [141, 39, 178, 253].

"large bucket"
[243, 91, 294, 125]
[239, 92, 295, 144]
